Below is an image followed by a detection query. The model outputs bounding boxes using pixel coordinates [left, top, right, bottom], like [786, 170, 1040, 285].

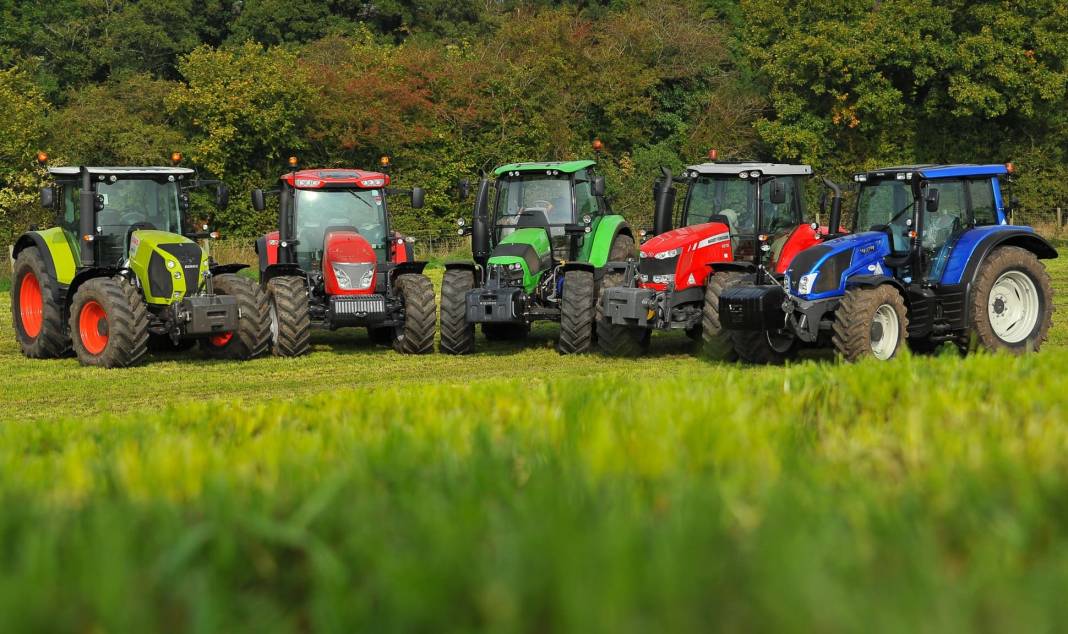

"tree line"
[1, 0, 1065, 245]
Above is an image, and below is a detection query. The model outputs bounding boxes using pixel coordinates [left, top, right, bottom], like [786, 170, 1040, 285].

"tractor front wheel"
[266, 275, 311, 357]
[967, 246, 1053, 354]
[69, 276, 149, 368]
[11, 247, 70, 358]
[596, 269, 648, 356]
[201, 274, 271, 360]
[558, 269, 595, 354]
[392, 274, 436, 354]
[440, 268, 475, 354]
[608, 233, 636, 261]
[832, 285, 908, 362]
[700, 271, 748, 359]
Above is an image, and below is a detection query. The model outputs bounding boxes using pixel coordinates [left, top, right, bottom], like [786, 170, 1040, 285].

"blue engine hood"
[784, 231, 894, 300]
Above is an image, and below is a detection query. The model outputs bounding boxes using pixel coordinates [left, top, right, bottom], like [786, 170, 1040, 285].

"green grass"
[1, 257, 1067, 631]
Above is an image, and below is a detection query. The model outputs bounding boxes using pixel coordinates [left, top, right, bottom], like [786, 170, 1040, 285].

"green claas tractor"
[10, 160, 270, 368]
[440, 159, 634, 354]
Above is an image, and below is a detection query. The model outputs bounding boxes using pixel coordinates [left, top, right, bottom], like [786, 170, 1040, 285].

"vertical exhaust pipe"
[79, 167, 95, 267]
[821, 177, 843, 239]
[653, 167, 675, 236]
[471, 177, 491, 269]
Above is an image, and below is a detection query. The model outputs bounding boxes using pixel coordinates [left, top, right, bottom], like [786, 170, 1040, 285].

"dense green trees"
[0, 0, 1064, 244]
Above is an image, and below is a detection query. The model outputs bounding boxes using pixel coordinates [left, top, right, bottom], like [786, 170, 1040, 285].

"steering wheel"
[119, 210, 149, 225]
[524, 200, 553, 214]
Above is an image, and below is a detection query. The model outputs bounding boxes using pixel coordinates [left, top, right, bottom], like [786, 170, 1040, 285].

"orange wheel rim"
[79, 300, 109, 355]
[209, 332, 233, 347]
[18, 271, 43, 338]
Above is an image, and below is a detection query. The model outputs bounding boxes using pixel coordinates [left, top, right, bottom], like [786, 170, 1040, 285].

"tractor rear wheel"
[201, 274, 271, 360]
[596, 269, 648, 356]
[730, 329, 798, 365]
[832, 285, 908, 362]
[11, 247, 70, 358]
[558, 269, 595, 354]
[967, 246, 1053, 354]
[440, 268, 475, 354]
[266, 275, 311, 357]
[700, 271, 747, 359]
[482, 323, 529, 341]
[392, 274, 436, 354]
[69, 276, 149, 368]
[608, 233, 635, 261]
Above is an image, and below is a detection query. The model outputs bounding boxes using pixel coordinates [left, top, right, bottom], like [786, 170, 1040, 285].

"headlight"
[654, 248, 680, 260]
[652, 274, 675, 284]
[332, 262, 375, 290]
[797, 272, 818, 295]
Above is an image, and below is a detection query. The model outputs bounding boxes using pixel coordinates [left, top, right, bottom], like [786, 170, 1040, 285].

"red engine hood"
[323, 230, 378, 295]
[640, 222, 731, 257]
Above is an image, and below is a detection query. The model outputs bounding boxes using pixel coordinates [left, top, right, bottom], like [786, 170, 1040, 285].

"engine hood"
[323, 229, 378, 295]
[128, 230, 207, 305]
[785, 231, 892, 299]
[640, 222, 731, 257]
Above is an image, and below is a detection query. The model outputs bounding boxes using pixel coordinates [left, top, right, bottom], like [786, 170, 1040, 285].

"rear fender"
[255, 231, 280, 277]
[13, 228, 79, 286]
[953, 227, 1058, 324]
[389, 235, 415, 263]
[585, 215, 631, 267]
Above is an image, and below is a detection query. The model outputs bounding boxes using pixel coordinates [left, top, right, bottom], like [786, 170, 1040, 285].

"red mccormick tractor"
[251, 160, 434, 355]
[598, 161, 830, 359]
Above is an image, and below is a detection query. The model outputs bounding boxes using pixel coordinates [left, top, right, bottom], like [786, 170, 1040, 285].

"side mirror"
[251, 189, 266, 212]
[411, 187, 425, 209]
[592, 175, 606, 197]
[215, 184, 230, 209]
[925, 188, 940, 213]
[769, 179, 787, 205]
[40, 187, 54, 209]
[455, 179, 470, 201]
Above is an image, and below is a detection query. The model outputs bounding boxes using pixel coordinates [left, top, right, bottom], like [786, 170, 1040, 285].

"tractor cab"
[489, 160, 608, 262]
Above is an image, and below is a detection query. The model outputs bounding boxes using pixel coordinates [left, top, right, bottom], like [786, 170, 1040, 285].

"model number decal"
[697, 232, 731, 249]
[859, 244, 876, 254]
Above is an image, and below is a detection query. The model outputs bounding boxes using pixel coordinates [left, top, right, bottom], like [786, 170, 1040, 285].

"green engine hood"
[128, 230, 208, 305]
[488, 227, 552, 292]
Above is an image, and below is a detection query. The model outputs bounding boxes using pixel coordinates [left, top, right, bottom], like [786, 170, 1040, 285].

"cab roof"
[687, 162, 813, 177]
[857, 164, 1010, 180]
[282, 168, 391, 189]
[493, 160, 596, 176]
[48, 166, 196, 177]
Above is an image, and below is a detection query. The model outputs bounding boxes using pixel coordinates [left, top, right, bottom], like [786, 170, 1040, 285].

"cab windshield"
[855, 179, 914, 252]
[494, 176, 574, 229]
[685, 176, 799, 235]
[293, 188, 386, 266]
[94, 178, 182, 265]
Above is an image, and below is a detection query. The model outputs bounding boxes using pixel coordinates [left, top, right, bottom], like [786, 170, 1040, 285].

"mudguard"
[948, 227, 1057, 286]
[845, 274, 907, 294]
[66, 268, 123, 309]
[389, 261, 428, 283]
[584, 215, 631, 268]
[560, 261, 596, 275]
[261, 263, 305, 286]
[13, 228, 79, 286]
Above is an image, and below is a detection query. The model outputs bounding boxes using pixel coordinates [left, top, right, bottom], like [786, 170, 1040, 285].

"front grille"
[332, 262, 375, 290]
[331, 295, 386, 315]
[638, 253, 678, 278]
[160, 243, 204, 295]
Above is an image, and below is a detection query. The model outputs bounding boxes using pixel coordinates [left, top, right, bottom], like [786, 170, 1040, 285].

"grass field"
[1, 255, 1068, 631]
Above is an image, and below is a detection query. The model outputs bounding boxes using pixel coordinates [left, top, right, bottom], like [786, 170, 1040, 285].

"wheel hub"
[870, 322, 883, 342]
[992, 296, 1005, 315]
[97, 318, 109, 337]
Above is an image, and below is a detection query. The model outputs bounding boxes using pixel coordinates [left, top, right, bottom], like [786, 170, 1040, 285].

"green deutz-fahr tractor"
[10, 159, 270, 368]
[441, 158, 634, 354]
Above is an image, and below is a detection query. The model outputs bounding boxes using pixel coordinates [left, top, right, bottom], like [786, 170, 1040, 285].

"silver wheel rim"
[870, 304, 900, 360]
[269, 298, 279, 341]
[767, 330, 794, 354]
[988, 270, 1039, 343]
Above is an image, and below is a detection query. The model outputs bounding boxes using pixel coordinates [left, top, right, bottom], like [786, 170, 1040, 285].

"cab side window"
[62, 185, 80, 232]
[574, 169, 600, 218]
[968, 179, 997, 225]
[923, 179, 965, 250]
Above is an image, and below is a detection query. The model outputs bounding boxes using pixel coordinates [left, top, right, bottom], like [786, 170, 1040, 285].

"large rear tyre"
[558, 269, 595, 354]
[700, 271, 747, 359]
[440, 268, 475, 354]
[69, 276, 149, 368]
[11, 247, 70, 358]
[392, 274, 436, 354]
[832, 285, 908, 362]
[266, 275, 311, 357]
[201, 274, 271, 360]
[482, 323, 529, 341]
[608, 233, 636, 261]
[596, 269, 649, 356]
[967, 246, 1053, 354]
[730, 329, 798, 365]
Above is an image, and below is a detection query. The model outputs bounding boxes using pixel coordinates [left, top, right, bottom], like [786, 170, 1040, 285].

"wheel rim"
[79, 300, 109, 355]
[869, 304, 900, 360]
[269, 297, 279, 341]
[18, 271, 44, 338]
[766, 330, 794, 354]
[209, 332, 234, 347]
[988, 270, 1039, 344]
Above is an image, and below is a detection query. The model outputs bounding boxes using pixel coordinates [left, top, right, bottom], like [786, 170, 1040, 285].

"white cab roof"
[687, 162, 812, 177]
[48, 166, 196, 177]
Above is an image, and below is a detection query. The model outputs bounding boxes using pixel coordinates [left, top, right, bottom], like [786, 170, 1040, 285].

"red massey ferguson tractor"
[251, 160, 435, 355]
[598, 160, 841, 361]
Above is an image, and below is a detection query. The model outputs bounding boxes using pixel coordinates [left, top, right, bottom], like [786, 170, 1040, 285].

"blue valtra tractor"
[720, 163, 1057, 361]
